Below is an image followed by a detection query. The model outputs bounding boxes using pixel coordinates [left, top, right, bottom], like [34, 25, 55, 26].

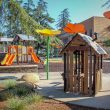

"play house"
[60, 33, 107, 96]
[0, 34, 42, 66]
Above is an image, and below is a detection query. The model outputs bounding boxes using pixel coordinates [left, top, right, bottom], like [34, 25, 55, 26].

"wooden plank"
[78, 51, 80, 92]
[74, 75, 77, 93]
[66, 46, 89, 51]
[66, 52, 70, 91]
[89, 47, 93, 95]
[64, 53, 67, 92]
[69, 52, 74, 92]
[84, 51, 88, 95]
[80, 76, 84, 94]
[95, 56, 98, 94]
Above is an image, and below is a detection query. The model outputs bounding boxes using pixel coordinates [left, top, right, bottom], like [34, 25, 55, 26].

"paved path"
[38, 72, 110, 110]
[0, 72, 110, 109]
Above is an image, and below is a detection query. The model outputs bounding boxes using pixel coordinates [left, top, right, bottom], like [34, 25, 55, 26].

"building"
[81, 16, 110, 44]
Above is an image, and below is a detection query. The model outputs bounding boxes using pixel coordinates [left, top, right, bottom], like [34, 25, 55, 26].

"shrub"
[24, 93, 43, 104]
[0, 90, 14, 101]
[2, 79, 17, 89]
[12, 85, 32, 97]
[7, 97, 26, 110]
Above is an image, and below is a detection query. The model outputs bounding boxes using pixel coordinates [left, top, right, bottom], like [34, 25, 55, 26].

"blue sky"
[34, 0, 108, 28]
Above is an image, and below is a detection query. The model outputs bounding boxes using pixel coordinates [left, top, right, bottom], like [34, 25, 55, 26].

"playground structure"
[0, 45, 42, 66]
[60, 33, 107, 96]
[0, 34, 43, 66]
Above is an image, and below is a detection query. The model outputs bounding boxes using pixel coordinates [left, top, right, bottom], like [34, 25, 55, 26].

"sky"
[29, 0, 110, 29]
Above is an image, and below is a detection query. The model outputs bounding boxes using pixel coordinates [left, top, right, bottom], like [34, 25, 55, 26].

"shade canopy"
[35, 29, 61, 37]
[103, 11, 110, 19]
[63, 23, 86, 34]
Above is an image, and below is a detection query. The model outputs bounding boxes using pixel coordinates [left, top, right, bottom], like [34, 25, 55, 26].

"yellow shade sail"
[35, 29, 61, 37]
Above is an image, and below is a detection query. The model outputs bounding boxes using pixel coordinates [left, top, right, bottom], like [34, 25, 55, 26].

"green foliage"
[24, 93, 43, 104]
[33, 0, 54, 28]
[0, 90, 14, 101]
[56, 8, 71, 29]
[104, 39, 110, 46]
[7, 97, 26, 110]
[9, 0, 43, 36]
[2, 79, 17, 89]
[13, 85, 32, 97]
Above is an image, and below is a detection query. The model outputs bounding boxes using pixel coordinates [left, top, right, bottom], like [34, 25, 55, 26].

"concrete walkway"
[38, 72, 110, 110]
[0, 72, 110, 109]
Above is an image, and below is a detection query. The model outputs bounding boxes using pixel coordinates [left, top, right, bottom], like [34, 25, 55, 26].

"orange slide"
[31, 52, 41, 64]
[1, 53, 16, 66]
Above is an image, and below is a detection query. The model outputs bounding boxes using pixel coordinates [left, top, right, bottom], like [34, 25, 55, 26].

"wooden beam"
[69, 52, 74, 92]
[66, 52, 70, 91]
[89, 47, 93, 95]
[66, 46, 89, 51]
[84, 51, 88, 95]
[64, 53, 67, 92]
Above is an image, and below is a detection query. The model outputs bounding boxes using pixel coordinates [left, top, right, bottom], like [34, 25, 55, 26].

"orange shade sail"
[103, 11, 110, 19]
[63, 23, 86, 34]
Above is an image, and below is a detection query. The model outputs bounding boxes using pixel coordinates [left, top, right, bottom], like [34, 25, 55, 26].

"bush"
[2, 79, 17, 89]
[0, 90, 14, 101]
[12, 85, 33, 97]
[7, 97, 26, 110]
[24, 93, 43, 104]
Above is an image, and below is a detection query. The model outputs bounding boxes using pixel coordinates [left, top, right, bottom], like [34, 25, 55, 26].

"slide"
[1, 54, 16, 66]
[6, 54, 16, 66]
[31, 52, 41, 64]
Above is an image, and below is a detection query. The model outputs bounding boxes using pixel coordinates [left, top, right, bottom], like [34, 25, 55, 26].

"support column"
[69, 52, 74, 92]
[84, 51, 88, 95]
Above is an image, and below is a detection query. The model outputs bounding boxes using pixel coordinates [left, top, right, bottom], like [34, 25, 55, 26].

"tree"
[56, 8, 71, 30]
[102, 0, 110, 8]
[33, 0, 54, 28]
[23, 0, 35, 16]
[0, 0, 43, 37]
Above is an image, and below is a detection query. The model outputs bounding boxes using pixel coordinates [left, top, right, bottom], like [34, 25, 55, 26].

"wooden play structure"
[60, 33, 107, 96]
[0, 34, 43, 66]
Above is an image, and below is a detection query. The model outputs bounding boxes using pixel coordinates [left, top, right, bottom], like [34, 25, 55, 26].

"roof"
[60, 33, 107, 55]
[16, 34, 35, 41]
[0, 37, 13, 42]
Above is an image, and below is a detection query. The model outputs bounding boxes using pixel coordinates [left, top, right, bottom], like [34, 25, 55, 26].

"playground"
[1, 0, 110, 110]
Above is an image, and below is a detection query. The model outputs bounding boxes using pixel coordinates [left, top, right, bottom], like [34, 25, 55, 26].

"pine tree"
[33, 0, 54, 28]
[23, 0, 35, 16]
[56, 8, 71, 30]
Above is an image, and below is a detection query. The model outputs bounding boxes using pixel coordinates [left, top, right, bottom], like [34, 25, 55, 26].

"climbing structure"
[60, 33, 107, 96]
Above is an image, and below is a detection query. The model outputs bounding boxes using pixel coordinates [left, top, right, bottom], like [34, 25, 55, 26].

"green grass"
[7, 97, 26, 110]
[24, 93, 43, 104]
[2, 79, 17, 89]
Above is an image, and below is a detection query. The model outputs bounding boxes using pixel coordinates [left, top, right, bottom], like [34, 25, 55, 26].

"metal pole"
[46, 36, 50, 80]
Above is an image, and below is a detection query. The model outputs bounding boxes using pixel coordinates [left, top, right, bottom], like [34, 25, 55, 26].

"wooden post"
[69, 52, 74, 92]
[84, 51, 88, 95]
[64, 53, 67, 92]
[99, 55, 103, 90]
[66, 52, 70, 91]
[93, 54, 96, 95]
[95, 56, 98, 94]
[78, 51, 80, 92]
[89, 47, 93, 95]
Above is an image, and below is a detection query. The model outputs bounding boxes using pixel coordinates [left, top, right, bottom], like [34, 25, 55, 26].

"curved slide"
[31, 53, 41, 64]
[1, 53, 16, 66]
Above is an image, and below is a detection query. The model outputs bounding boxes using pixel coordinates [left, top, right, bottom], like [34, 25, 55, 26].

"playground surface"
[38, 72, 110, 110]
[0, 71, 110, 109]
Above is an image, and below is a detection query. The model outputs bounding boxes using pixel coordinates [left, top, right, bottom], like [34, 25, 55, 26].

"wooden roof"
[60, 33, 107, 55]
